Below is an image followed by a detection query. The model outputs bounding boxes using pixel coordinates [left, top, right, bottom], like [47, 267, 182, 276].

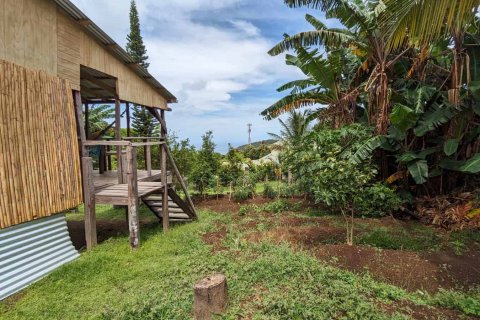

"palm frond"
[284, 0, 347, 11]
[382, 0, 480, 49]
[261, 92, 334, 120]
[277, 79, 317, 93]
[268, 29, 356, 56]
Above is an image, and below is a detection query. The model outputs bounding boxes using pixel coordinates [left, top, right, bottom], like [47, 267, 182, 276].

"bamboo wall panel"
[0, 60, 82, 229]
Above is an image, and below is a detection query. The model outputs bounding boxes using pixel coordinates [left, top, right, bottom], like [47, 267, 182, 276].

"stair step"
[143, 196, 173, 201]
[151, 208, 185, 214]
[157, 213, 191, 219]
[144, 200, 179, 208]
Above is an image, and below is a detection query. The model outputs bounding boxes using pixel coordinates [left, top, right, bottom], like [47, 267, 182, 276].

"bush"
[233, 186, 254, 202]
[263, 199, 290, 214]
[355, 183, 402, 217]
[263, 184, 277, 199]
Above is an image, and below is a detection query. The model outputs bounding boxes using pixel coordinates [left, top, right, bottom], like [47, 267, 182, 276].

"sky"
[71, 0, 321, 153]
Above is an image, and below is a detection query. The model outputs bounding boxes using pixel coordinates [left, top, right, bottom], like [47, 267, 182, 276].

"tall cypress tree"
[126, 0, 155, 137]
[126, 0, 149, 69]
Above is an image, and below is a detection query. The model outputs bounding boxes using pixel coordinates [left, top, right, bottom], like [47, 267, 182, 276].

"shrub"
[238, 205, 249, 216]
[233, 186, 254, 202]
[263, 184, 277, 199]
[263, 199, 290, 214]
[355, 183, 402, 217]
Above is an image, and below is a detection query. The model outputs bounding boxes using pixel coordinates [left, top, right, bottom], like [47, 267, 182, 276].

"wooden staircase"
[142, 188, 196, 222]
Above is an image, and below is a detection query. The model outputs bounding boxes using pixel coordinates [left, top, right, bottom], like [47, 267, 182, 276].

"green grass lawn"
[1, 208, 479, 319]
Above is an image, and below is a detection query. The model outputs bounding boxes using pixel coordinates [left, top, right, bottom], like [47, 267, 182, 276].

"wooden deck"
[95, 182, 165, 205]
[93, 169, 162, 189]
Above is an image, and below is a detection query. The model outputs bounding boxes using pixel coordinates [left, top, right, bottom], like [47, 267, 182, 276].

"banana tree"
[262, 43, 361, 128]
[270, 0, 408, 134]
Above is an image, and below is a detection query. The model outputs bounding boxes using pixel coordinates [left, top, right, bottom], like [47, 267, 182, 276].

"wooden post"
[127, 145, 140, 248]
[194, 274, 228, 320]
[160, 110, 169, 231]
[115, 98, 123, 183]
[84, 101, 89, 139]
[73, 91, 87, 158]
[82, 157, 97, 249]
[74, 91, 97, 249]
[146, 139, 152, 177]
[126, 102, 131, 137]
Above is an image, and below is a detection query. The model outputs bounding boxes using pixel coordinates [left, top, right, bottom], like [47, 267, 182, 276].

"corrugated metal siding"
[0, 214, 79, 300]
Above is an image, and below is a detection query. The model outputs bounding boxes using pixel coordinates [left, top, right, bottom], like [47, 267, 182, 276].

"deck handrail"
[83, 140, 165, 147]
[123, 136, 164, 140]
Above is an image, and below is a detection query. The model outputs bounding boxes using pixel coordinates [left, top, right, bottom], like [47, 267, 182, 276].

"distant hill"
[236, 139, 277, 150]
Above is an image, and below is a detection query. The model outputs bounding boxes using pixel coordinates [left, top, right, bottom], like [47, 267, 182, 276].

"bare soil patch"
[194, 195, 273, 213]
[67, 219, 159, 250]
[201, 223, 228, 252]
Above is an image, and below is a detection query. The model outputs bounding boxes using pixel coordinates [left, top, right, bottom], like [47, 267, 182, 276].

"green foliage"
[219, 145, 244, 186]
[285, 124, 376, 206]
[131, 106, 156, 137]
[125, 0, 149, 69]
[431, 289, 480, 316]
[233, 186, 254, 202]
[355, 183, 403, 217]
[83, 104, 115, 135]
[263, 184, 278, 199]
[168, 133, 196, 179]
[263, 199, 290, 213]
[190, 131, 219, 195]
[240, 143, 271, 160]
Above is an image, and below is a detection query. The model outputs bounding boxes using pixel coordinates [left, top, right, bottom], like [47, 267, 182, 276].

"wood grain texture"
[0, 60, 82, 229]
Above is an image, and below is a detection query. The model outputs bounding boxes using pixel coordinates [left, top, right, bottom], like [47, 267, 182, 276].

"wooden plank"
[115, 97, 123, 184]
[127, 145, 140, 249]
[82, 157, 97, 249]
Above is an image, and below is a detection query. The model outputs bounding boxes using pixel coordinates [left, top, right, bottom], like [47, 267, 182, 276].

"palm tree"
[262, 41, 361, 128]
[268, 0, 408, 134]
[269, 110, 313, 146]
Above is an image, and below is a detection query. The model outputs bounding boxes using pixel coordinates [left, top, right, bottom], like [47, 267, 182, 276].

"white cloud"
[229, 19, 260, 37]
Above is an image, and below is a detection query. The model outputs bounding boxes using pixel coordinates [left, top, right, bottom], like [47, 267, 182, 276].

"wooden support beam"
[160, 111, 169, 231]
[85, 101, 89, 138]
[115, 98, 123, 184]
[82, 157, 97, 249]
[146, 141, 152, 177]
[73, 91, 87, 157]
[126, 146, 140, 248]
[126, 102, 131, 137]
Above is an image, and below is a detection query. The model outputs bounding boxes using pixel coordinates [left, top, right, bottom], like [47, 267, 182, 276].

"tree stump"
[194, 274, 228, 320]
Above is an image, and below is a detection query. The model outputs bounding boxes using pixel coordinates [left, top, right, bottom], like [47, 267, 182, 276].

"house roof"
[52, 0, 177, 104]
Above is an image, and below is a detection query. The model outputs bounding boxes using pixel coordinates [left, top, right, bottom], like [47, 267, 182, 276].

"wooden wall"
[0, 0, 168, 108]
[57, 9, 81, 91]
[0, 0, 58, 75]
[0, 60, 83, 229]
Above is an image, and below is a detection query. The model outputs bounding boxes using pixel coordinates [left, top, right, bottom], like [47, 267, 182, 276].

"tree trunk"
[194, 274, 228, 320]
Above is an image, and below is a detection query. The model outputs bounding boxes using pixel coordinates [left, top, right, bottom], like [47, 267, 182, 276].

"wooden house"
[0, 0, 196, 300]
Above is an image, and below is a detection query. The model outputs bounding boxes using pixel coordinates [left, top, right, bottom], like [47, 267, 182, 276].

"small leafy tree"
[219, 145, 244, 187]
[168, 133, 197, 180]
[285, 124, 400, 245]
[191, 131, 219, 196]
